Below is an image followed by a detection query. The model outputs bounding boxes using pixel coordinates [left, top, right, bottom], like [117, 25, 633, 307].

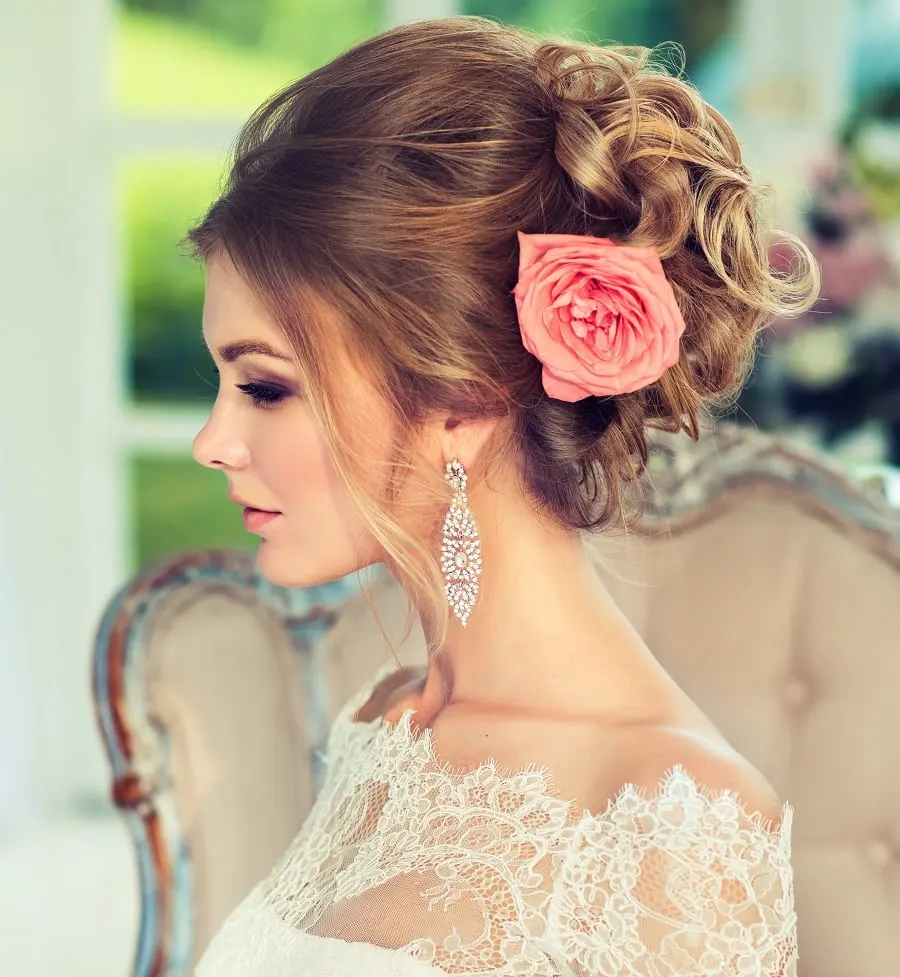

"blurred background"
[1, 0, 899, 973]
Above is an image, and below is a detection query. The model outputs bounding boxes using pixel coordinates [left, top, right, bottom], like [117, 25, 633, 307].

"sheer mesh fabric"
[194, 664, 797, 977]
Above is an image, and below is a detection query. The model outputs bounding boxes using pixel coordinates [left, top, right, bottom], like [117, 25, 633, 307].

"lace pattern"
[196, 664, 797, 977]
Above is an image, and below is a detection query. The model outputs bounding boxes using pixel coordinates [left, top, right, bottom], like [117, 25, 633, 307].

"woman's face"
[192, 255, 386, 587]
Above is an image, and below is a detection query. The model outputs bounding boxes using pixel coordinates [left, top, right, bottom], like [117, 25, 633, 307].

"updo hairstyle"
[188, 17, 818, 648]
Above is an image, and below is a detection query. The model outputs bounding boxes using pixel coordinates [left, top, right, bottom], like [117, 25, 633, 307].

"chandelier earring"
[440, 459, 482, 628]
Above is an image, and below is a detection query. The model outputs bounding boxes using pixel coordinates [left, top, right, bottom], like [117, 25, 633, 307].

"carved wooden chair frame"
[92, 554, 359, 977]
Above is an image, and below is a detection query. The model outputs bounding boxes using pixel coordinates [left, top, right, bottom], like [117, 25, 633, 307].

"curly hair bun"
[188, 18, 819, 643]
[518, 38, 818, 527]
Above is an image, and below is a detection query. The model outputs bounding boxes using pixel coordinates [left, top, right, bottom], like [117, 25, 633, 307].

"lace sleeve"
[550, 767, 797, 977]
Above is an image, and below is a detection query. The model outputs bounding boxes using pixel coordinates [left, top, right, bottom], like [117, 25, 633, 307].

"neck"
[409, 475, 662, 721]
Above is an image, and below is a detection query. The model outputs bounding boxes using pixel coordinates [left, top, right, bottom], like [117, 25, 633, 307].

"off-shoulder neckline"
[334, 663, 794, 839]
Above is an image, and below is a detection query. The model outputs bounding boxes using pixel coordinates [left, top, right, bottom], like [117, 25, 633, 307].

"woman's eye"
[235, 381, 289, 408]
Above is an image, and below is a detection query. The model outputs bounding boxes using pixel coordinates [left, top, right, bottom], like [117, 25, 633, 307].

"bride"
[188, 16, 818, 976]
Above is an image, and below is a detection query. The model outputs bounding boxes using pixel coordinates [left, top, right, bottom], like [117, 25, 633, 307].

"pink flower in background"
[512, 231, 686, 402]
[767, 152, 896, 336]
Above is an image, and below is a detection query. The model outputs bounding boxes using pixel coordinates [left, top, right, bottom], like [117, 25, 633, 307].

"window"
[115, 0, 386, 568]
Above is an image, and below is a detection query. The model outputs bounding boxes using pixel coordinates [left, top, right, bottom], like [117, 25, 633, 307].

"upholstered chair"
[92, 424, 900, 977]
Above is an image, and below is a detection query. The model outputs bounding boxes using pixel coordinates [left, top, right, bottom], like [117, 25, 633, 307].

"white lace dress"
[195, 665, 797, 977]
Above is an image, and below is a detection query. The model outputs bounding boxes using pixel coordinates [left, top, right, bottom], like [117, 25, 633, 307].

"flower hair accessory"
[512, 231, 686, 402]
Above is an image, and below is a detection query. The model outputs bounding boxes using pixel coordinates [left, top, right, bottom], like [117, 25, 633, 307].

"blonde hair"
[188, 16, 819, 654]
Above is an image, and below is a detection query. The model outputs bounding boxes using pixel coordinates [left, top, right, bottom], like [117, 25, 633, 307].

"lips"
[242, 507, 282, 534]
[229, 492, 282, 533]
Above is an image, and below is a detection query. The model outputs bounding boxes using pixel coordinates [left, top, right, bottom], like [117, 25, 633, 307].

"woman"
[189, 16, 817, 976]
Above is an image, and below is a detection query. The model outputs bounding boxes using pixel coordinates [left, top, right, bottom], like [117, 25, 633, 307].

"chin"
[254, 540, 370, 590]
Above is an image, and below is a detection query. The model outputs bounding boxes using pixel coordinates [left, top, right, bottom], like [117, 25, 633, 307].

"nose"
[192, 407, 250, 471]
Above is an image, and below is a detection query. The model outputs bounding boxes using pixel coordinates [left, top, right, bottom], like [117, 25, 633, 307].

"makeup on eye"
[207, 360, 299, 408]
[236, 379, 293, 408]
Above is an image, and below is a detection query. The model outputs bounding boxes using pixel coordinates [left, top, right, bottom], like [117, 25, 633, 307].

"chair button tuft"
[865, 839, 895, 870]
[782, 676, 811, 709]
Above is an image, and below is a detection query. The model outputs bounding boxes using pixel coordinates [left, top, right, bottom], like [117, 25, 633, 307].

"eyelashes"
[235, 381, 290, 408]
[206, 363, 295, 409]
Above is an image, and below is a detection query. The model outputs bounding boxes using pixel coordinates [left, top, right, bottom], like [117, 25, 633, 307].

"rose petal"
[540, 366, 599, 402]
[513, 232, 686, 399]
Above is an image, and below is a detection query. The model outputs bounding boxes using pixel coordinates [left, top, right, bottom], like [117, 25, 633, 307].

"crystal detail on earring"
[440, 459, 482, 628]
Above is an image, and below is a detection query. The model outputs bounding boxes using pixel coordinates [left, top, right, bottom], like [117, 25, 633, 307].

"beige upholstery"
[146, 581, 314, 957]
[600, 498, 900, 977]
[98, 430, 900, 977]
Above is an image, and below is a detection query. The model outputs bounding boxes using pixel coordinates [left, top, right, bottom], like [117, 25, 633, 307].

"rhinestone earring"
[440, 459, 482, 628]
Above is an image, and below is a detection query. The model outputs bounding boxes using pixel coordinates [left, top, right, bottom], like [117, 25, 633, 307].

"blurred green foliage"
[857, 162, 900, 218]
[132, 454, 255, 566]
[845, 84, 900, 218]
[116, 9, 305, 114]
[119, 0, 380, 72]
[121, 155, 221, 403]
[466, 0, 733, 69]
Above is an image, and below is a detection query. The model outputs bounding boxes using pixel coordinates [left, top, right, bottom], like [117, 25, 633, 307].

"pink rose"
[512, 231, 686, 401]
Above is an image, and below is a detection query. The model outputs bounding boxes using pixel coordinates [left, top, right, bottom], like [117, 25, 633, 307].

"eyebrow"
[217, 340, 293, 363]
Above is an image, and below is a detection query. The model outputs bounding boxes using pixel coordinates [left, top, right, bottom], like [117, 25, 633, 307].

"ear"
[423, 411, 503, 476]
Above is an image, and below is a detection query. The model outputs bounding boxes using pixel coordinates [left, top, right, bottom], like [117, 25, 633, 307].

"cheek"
[260, 412, 336, 505]
[260, 410, 370, 543]
[253, 411, 376, 586]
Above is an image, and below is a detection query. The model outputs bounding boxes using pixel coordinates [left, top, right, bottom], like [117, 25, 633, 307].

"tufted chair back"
[93, 425, 900, 977]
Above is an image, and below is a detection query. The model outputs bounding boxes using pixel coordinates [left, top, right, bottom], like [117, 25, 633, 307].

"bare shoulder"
[358, 667, 785, 828]
[604, 724, 787, 826]
[434, 703, 783, 823]
[425, 709, 783, 829]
